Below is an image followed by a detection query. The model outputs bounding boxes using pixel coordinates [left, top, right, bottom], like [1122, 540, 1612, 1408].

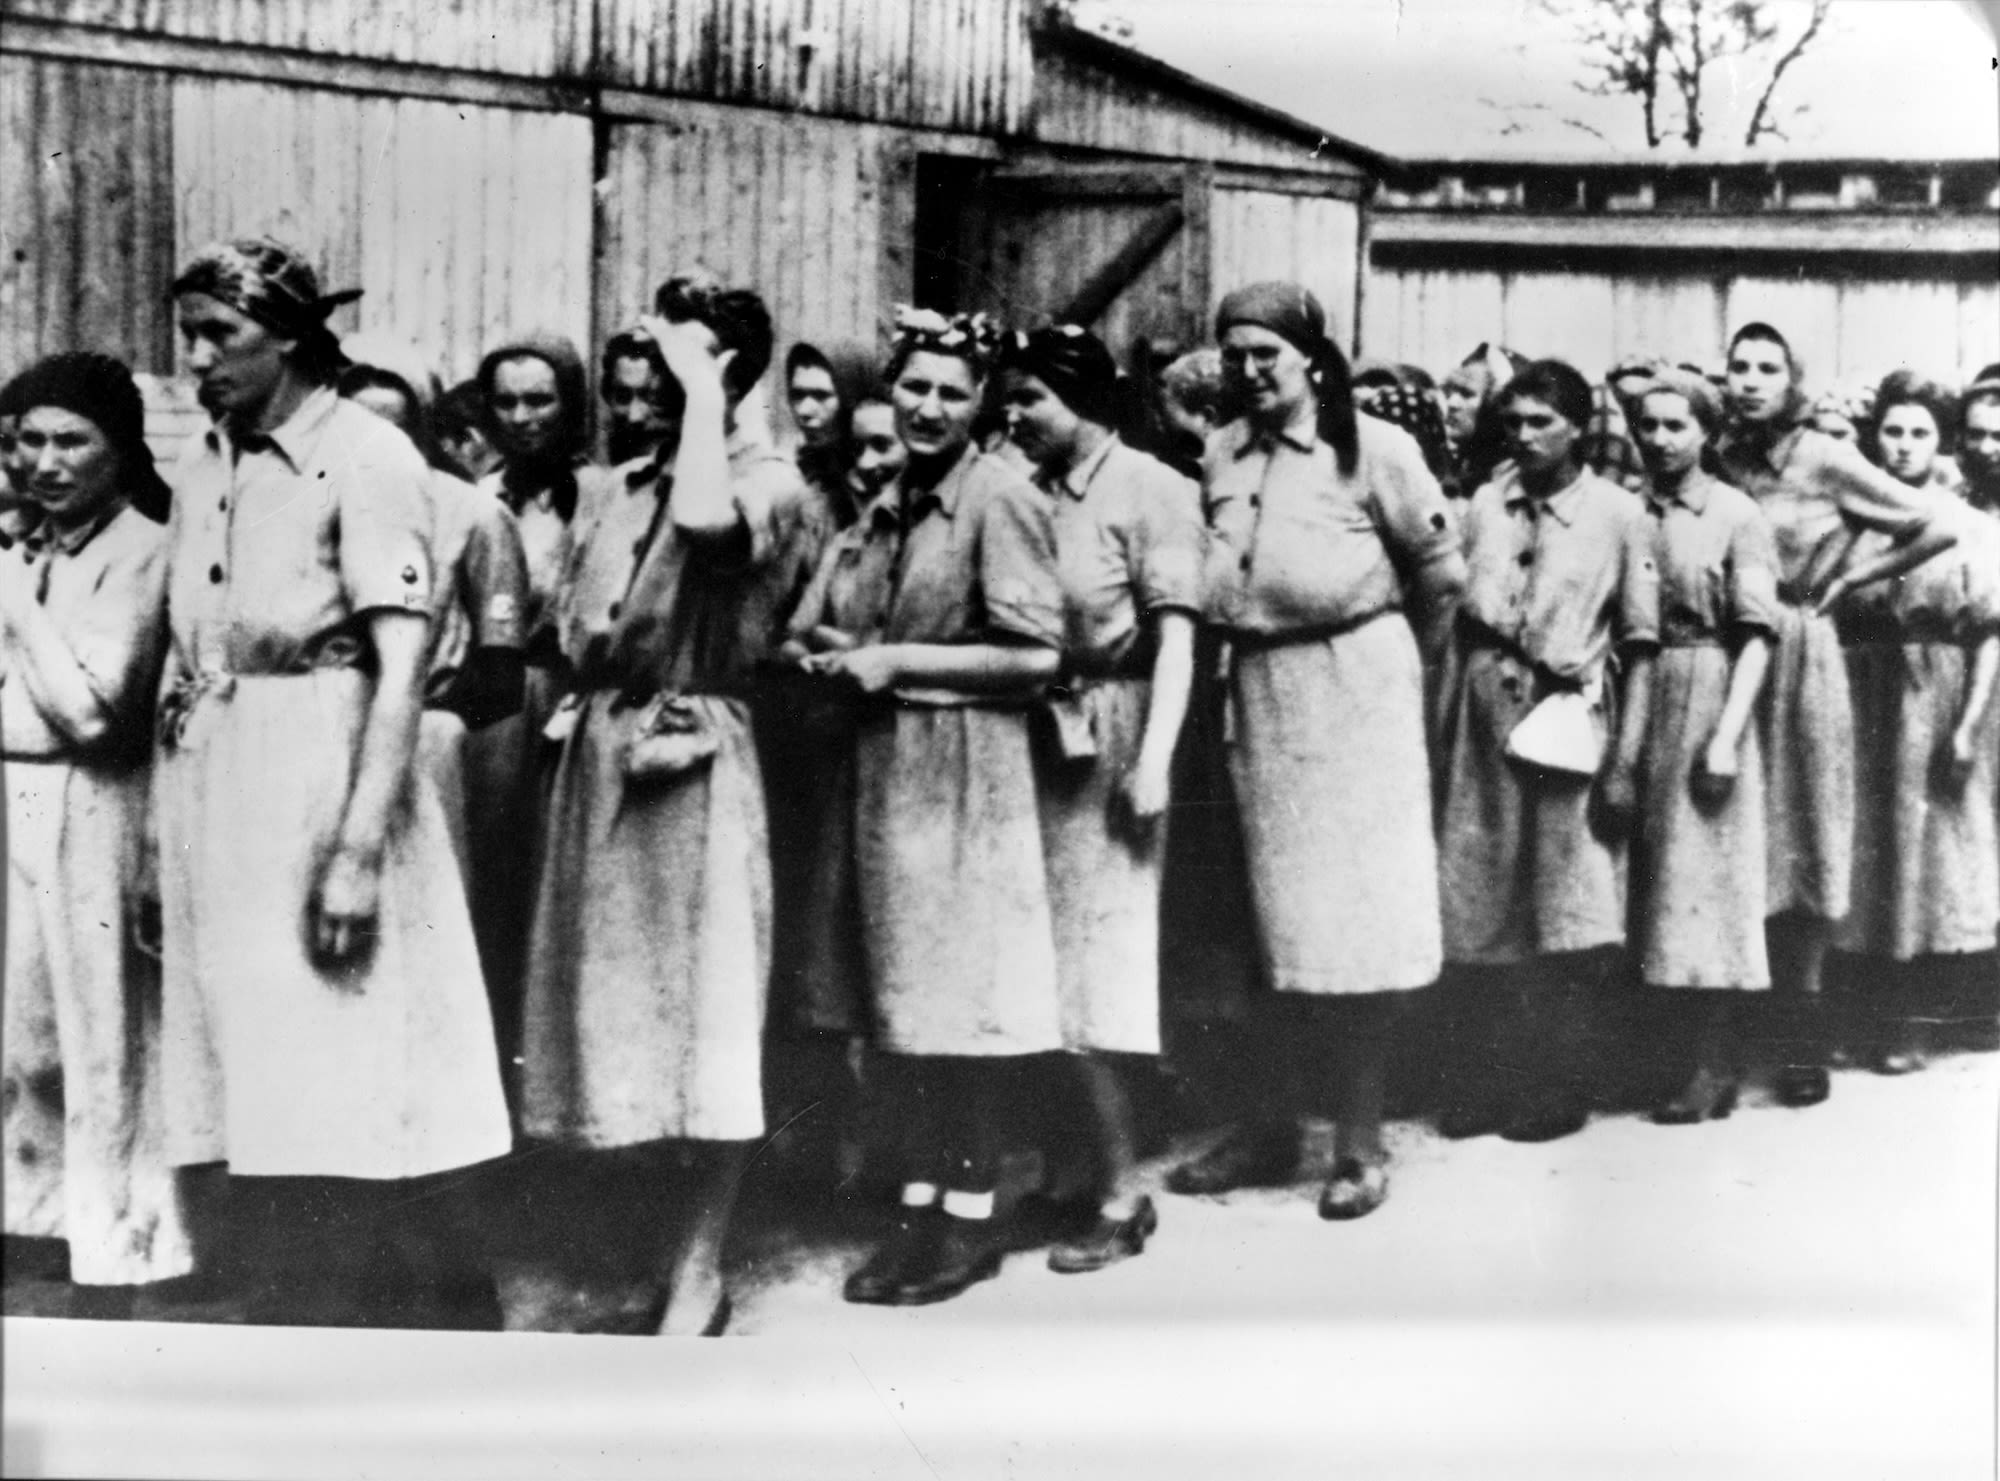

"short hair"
[1871, 368, 1958, 455]
[1496, 358, 1595, 432]
[653, 275, 773, 402]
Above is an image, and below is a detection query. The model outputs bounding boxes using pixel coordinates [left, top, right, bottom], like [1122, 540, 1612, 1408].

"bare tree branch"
[1744, 0, 1832, 146]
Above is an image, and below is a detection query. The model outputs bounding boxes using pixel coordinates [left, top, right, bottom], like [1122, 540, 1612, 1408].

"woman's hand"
[1590, 761, 1638, 842]
[1939, 724, 1980, 796]
[311, 845, 383, 976]
[1111, 753, 1172, 846]
[1691, 732, 1739, 810]
[637, 314, 735, 402]
[816, 645, 903, 695]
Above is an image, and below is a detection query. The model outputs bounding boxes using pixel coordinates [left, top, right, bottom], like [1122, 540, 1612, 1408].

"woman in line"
[519, 276, 808, 1336]
[1439, 343, 1529, 501]
[1621, 370, 1781, 1122]
[1714, 323, 1955, 1107]
[2, 353, 192, 1313]
[997, 325, 1200, 1264]
[797, 309, 1067, 1306]
[158, 238, 511, 1324]
[1171, 283, 1465, 1216]
[1435, 360, 1659, 1145]
[1835, 371, 1998, 1074]
[786, 340, 881, 533]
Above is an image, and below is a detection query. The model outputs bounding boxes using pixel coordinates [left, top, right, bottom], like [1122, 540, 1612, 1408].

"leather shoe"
[843, 1210, 938, 1305]
[1048, 1196, 1158, 1274]
[1500, 1101, 1589, 1144]
[1772, 1065, 1830, 1108]
[1316, 1160, 1388, 1221]
[1868, 1047, 1924, 1077]
[1164, 1127, 1299, 1196]
[892, 1215, 1004, 1306]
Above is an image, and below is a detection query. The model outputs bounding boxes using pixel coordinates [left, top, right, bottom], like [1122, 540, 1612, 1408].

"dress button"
[1518, 551, 1534, 567]
[1239, 554, 1252, 573]
[608, 602, 621, 620]
[1249, 494, 1261, 509]
[208, 563, 224, 584]
[218, 496, 228, 512]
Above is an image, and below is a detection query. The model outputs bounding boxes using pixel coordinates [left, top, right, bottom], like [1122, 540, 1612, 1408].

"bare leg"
[655, 1141, 746, 1336]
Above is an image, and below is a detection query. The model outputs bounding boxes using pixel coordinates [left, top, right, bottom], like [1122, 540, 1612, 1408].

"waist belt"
[1224, 608, 1394, 654]
[157, 635, 374, 751]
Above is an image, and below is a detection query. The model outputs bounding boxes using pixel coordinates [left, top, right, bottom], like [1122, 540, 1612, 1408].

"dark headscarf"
[786, 339, 883, 518]
[5, 352, 171, 523]
[1214, 281, 1359, 475]
[999, 324, 1121, 427]
[170, 237, 359, 384]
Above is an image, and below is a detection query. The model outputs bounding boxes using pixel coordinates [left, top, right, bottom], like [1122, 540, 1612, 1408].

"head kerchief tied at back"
[1214, 281, 1326, 357]
[889, 306, 1005, 378]
[1627, 366, 1727, 438]
[6, 351, 172, 522]
[1358, 382, 1452, 480]
[171, 236, 364, 340]
[1001, 323, 1121, 426]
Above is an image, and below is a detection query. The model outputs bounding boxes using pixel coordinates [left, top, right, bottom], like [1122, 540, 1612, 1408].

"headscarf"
[1214, 280, 1359, 475]
[476, 329, 591, 520]
[1625, 367, 1727, 439]
[4, 352, 171, 523]
[1000, 324, 1121, 427]
[170, 237, 359, 381]
[786, 338, 884, 518]
[1358, 382, 1451, 480]
[1725, 321, 1811, 428]
[886, 306, 1004, 382]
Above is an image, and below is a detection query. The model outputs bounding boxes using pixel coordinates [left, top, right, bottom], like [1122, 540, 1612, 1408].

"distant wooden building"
[1367, 154, 2000, 386]
[0, 1, 1381, 449]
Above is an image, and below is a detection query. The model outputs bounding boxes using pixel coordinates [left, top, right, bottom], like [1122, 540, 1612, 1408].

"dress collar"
[1502, 465, 1588, 527]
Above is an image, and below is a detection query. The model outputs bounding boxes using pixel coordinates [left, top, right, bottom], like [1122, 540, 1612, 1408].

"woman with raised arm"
[1834, 370, 1997, 1075]
[1714, 324, 1955, 1108]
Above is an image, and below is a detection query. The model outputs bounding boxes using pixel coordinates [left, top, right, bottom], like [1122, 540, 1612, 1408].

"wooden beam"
[1369, 208, 2000, 257]
[1179, 162, 1214, 348]
[987, 167, 1190, 200]
[0, 16, 593, 114]
[1059, 201, 1186, 327]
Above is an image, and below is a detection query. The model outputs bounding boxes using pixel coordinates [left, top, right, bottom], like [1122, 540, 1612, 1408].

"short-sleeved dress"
[1715, 425, 1944, 921]
[1438, 466, 1661, 966]
[155, 390, 511, 1180]
[1630, 474, 1782, 990]
[519, 430, 812, 1146]
[418, 468, 529, 870]
[1205, 416, 1467, 994]
[3, 501, 193, 1283]
[1036, 436, 1203, 1049]
[847, 445, 1068, 1056]
[1836, 498, 2000, 960]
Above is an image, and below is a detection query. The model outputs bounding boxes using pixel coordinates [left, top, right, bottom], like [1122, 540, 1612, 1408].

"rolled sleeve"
[1132, 468, 1204, 616]
[337, 450, 436, 619]
[978, 481, 1064, 647]
[1372, 431, 1468, 613]
[1819, 437, 1943, 540]
[1726, 508, 1784, 641]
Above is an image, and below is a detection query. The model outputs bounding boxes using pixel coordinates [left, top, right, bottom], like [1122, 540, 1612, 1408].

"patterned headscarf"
[887, 306, 1004, 380]
[1358, 382, 1451, 480]
[170, 236, 362, 340]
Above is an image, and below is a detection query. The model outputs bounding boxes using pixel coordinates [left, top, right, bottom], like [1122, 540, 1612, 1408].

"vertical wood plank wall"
[1364, 262, 2000, 387]
[596, 102, 900, 386]
[1212, 189, 1360, 350]
[0, 54, 176, 374]
[172, 77, 594, 383]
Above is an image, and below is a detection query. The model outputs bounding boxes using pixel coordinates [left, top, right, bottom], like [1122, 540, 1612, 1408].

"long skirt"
[1631, 645, 1771, 989]
[4, 760, 192, 1284]
[521, 691, 770, 1146]
[1438, 644, 1625, 966]
[1232, 617, 1442, 993]
[1036, 677, 1163, 1051]
[854, 704, 1063, 1056]
[1759, 604, 1854, 920]
[418, 707, 471, 874]
[1840, 642, 2000, 960]
[156, 670, 511, 1179]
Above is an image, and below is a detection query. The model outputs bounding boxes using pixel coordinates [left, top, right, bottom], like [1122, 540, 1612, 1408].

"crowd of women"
[3, 231, 1997, 1334]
